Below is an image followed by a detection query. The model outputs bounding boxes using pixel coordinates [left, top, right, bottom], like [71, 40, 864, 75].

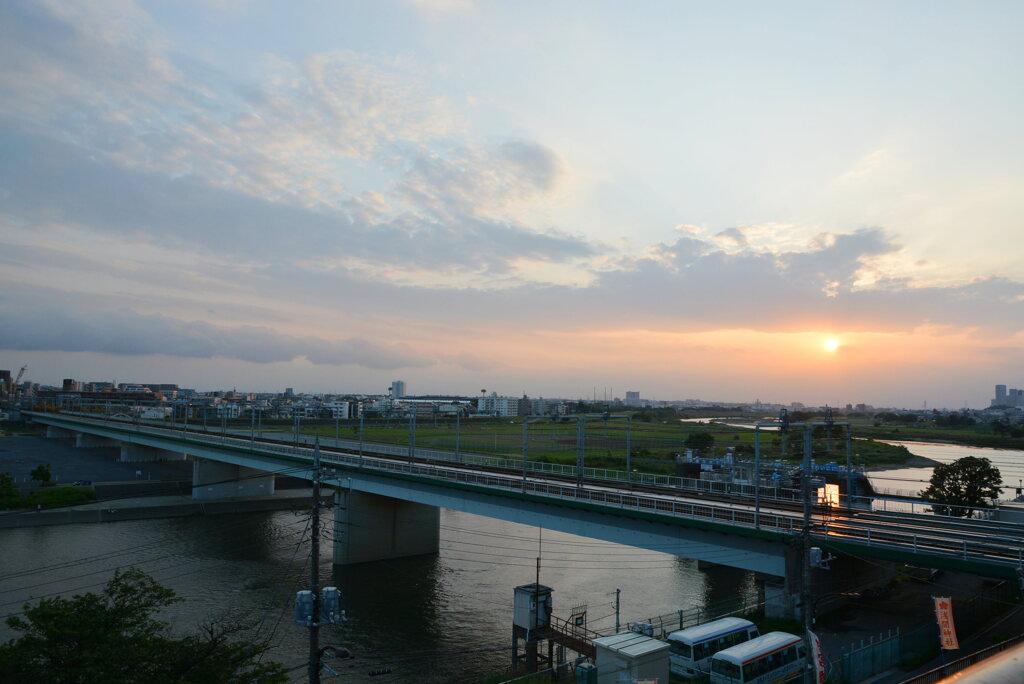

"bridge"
[28, 411, 1024, 619]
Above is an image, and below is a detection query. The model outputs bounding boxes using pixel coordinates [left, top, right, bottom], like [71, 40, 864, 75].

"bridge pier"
[76, 433, 121, 448]
[120, 443, 188, 463]
[191, 459, 276, 499]
[333, 489, 440, 565]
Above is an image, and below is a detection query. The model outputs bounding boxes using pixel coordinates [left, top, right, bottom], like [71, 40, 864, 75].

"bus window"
[671, 642, 692, 659]
[711, 659, 741, 680]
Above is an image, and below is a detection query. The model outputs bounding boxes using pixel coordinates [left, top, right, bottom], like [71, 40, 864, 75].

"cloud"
[0, 295, 433, 370]
[397, 140, 564, 218]
[0, 129, 594, 273]
[712, 227, 748, 250]
[1, 1, 459, 207]
[0, 0, 595, 280]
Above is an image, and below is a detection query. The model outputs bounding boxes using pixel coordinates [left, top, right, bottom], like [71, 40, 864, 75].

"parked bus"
[710, 631, 806, 684]
[667, 617, 758, 678]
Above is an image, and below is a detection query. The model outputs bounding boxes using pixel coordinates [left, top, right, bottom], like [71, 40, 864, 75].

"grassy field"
[847, 420, 1024, 450]
[295, 413, 923, 475]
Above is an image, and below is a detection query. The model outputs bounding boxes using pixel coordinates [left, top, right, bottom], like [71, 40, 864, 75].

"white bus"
[667, 617, 758, 678]
[710, 631, 806, 684]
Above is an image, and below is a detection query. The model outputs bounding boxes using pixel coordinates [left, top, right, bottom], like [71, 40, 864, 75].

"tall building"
[391, 380, 406, 399]
[0, 370, 11, 395]
[992, 384, 1024, 408]
[625, 391, 641, 407]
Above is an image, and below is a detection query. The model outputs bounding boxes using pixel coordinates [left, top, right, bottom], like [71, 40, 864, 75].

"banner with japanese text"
[932, 597, 960, 650]
[806, 630, 827, 683]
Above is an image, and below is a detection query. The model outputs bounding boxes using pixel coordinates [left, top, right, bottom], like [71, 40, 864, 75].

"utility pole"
[309, 440, 322, 684]
[296, 439, 346, 683]
[801, 425, 814, 683]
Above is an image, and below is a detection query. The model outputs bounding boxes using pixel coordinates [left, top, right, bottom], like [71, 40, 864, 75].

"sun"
[824, 338, 841, 353]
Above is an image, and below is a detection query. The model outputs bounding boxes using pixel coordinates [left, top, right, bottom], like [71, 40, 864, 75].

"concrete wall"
[191, 459, 276, 499]
[120, 443, 187, 463]
[333, 489, 440, 565]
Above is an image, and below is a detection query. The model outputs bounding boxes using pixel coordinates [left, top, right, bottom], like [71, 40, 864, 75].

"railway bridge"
[28, 411, 1024, 619]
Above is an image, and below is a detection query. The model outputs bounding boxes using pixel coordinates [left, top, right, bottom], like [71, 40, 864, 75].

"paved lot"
[0, 434, 193, 485]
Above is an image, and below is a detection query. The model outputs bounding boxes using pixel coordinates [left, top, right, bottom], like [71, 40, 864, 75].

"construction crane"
[14, 365, 27, 393]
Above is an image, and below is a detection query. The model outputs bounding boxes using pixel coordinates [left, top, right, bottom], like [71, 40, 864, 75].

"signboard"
[932, 597, 960, 650]
[807, 630, 827, 684]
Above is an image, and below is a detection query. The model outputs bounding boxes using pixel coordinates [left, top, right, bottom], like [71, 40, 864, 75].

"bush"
[23, 487, 98, 509]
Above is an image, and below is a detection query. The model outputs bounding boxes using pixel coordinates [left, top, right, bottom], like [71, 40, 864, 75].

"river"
[867, 440, 1024, 501]
[0, 502, 757, 683]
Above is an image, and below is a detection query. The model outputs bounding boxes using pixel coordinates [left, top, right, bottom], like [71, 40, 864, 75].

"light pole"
[407, 410, 416, 465]
[455, 411, 461, 462]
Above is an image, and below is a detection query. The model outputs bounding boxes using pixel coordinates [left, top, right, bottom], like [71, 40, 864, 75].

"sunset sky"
[1, 0, 1021, 408]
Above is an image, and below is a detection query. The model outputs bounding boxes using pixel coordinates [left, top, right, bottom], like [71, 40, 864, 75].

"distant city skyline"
[1, 1, 1022, 409]
[7, 368, 1016, 412]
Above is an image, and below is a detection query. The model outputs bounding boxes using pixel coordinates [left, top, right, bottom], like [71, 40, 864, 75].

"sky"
[0, 0, 1022, 409]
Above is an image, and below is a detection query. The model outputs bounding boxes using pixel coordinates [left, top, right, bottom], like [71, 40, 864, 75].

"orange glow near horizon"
[824, 338, 841, 353]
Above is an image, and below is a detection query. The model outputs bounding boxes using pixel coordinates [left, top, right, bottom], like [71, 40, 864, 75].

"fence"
[834, 580, 1017, 683]
[626, 595, 765, 640]
[839, 629, 903, 682]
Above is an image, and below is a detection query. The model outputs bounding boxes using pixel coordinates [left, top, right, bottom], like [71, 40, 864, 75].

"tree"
[29, 463, 51, 485]
[921, 456, 1003, 518]
[684, 432, 715, 452]
[0, 568, 287, 684]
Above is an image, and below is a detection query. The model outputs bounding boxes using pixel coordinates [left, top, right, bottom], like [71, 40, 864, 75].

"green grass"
[295, 413, 923, 475]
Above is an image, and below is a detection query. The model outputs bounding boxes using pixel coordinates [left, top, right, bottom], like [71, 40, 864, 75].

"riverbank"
[0, 488, 312, 529]
[858, 426, 1024, 450]
[862, 455, 940, 471]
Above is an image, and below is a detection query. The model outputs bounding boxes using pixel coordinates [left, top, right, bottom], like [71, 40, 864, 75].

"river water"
[0, 503, 756, 683]
[2, 438, 1018, 683]
[867, 441, 1024, 501]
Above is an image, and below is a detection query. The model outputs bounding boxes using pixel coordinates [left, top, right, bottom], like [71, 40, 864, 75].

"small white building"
[592, 632, 670, 684]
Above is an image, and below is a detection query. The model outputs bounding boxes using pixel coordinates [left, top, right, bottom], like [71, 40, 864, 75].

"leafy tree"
[0, 568, 287, 684]
[934, 413, 976, 428]
[29, 463, 51, 485]
[921, 456, 1003, 518]
[684, 432, 715, 452]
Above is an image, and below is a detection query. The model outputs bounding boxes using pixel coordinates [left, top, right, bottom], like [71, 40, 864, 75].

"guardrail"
[900, 634, 1024, 684]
